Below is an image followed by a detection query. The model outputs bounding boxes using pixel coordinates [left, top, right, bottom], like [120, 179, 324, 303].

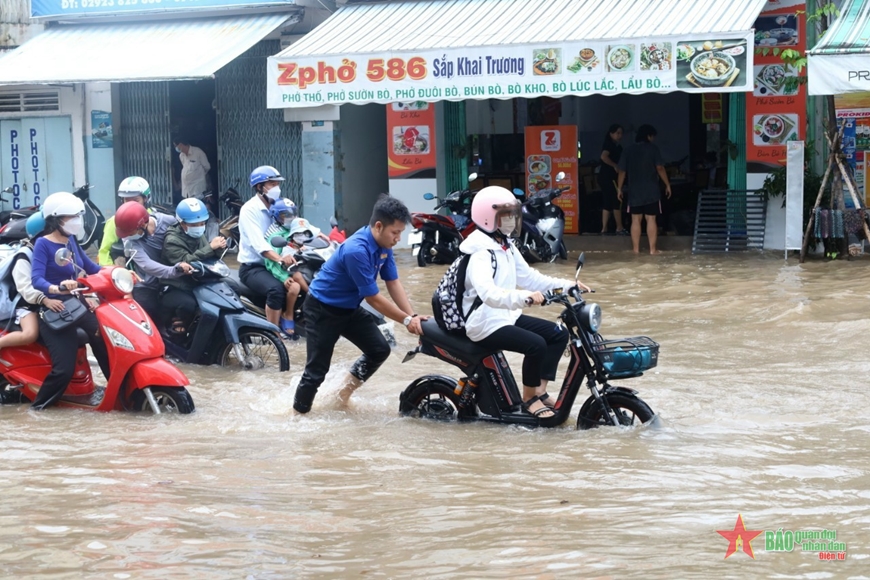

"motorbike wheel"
[576, 393, 654, 430]
[559, 242, 568, 261]
[132, 387, 195, 414]
[400, 381, 461, 421]
[416, 242, 431, 267]
[216, 330, 290, 372]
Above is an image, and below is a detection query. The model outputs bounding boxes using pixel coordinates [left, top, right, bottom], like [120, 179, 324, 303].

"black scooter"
[0, 184, 105, 250]
[519, 172, 568, 264]
[399, 254, 658, 429]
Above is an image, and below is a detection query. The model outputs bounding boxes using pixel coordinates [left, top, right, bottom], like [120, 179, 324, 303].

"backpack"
[432, 249, 496, 334]
[0, 245, 32, 323]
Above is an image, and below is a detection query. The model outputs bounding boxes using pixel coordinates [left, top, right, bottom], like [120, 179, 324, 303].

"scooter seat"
[420, 319, 494, 360]
[76, 328, 89, 347]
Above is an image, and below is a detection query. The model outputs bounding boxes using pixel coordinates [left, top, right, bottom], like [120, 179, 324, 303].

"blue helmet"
[250, 166, 285, 188]
[175, 198, 210, 224]
[268, 198, 297, 223]
[25, 211, 46, 238]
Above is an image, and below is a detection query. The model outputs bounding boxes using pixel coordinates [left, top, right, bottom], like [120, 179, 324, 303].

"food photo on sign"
[753, 63, 801, 96]
[754, 13, 799, 47]
[605, 44, 635, 73]
[752, 113, 799, 146]
[532, 48, 561, 75]
[675, 38, 748, 89]
[566, 47, 601, 74]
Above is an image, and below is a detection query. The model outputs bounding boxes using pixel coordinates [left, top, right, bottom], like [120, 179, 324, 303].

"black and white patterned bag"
[431, 250, 496, 334]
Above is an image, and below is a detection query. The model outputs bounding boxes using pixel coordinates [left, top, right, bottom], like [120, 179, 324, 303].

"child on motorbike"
[262, 199, 306, 339]
[460, 186, 590, 419]
[29, 192, 112, 410]
[161, 198, 227, 334]
[0, 213, 65, 353]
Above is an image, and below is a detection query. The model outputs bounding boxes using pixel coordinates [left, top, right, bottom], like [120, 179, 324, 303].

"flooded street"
[2, 250, 869, 578]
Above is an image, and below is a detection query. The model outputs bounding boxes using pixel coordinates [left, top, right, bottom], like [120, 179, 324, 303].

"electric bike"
[399, 254, 658, 429]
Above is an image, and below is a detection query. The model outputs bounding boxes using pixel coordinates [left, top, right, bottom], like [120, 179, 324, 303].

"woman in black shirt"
[598, 124, 626, 235]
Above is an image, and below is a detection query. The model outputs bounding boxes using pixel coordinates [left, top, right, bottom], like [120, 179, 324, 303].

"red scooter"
[409, 173, 478, 267]
[0, 250, 194, 414]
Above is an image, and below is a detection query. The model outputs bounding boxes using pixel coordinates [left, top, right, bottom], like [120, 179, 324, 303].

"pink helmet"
[471, 186, 521, 234]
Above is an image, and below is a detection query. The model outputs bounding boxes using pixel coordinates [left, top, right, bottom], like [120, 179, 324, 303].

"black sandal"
[539, 392, 556, 408]
[522, 395, 555, 418]
[168, 319, 187, 336]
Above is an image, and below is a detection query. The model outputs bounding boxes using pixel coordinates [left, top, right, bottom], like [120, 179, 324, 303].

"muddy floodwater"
[2, 251, 869, 578]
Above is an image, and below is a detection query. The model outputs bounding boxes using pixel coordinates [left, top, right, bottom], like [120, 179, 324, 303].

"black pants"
[240, 262, 286, 311]
[293, 295, 391, 413]
[133, 286, 197, 327]
[31, 308, 112, 410]
[477, 315, 569, 388]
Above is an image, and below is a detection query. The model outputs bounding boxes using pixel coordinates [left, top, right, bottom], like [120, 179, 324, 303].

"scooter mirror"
[123, 238, 135, 258]
[423, 193, 436, 200]
[329, 216, 338, 228]
[54, 248, 73, 267]
[467, 172, 478, 182]
[512, 188, 525, 198]
[270, 235, 288, 248]
[555, 171, 566, 182]
[575, 252, 585, 282]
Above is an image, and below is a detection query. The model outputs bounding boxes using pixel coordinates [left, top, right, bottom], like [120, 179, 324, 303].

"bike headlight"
[208, 262, 231, 277]
[111, 268, 135, 294]
[103, 326, 134, 351]
[579, 303, 602, 333]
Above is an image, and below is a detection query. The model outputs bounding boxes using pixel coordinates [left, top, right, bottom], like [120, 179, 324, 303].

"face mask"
[175, 146, 181, 153]
[283, 218, 294, 228]
[185, 225, 206, 238]
[125, 232, 144, 241]
[265, 186, 281, 201]
[61, 216, 84, 238]
[498, 215, 518, 236]
[292, 234, 309, 245]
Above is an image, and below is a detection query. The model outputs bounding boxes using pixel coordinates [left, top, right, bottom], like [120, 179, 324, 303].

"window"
[0, 91, 60, 113]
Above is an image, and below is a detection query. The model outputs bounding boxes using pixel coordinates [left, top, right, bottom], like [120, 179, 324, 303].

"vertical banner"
[91, 110, 113, 149]
[746, 0, 807, 172]
[524, 125, 579, 234]
[785, 141, 804, 251]
[387, 102, 436, 178]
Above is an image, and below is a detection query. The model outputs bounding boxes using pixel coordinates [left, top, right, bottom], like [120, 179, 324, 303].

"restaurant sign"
[31, 0, 294, 19]
[267, 33, 754, 108]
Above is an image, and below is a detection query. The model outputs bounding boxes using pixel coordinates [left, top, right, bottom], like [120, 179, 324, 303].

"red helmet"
[115, 201, 150, 238]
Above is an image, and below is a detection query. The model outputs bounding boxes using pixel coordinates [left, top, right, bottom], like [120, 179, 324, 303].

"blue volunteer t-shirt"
[309, 226, 398, 309]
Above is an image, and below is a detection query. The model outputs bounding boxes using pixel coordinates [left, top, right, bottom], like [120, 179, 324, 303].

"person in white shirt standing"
[238, 165, 297, 334]
[173, 137, 211, 200]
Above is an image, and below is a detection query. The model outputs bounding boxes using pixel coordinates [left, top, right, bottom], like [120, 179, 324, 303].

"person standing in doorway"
[293, 195, 425, 415]
[616, 124, 671, 255]
[598, 124, 626, 235]
[173, 137, 212, 201]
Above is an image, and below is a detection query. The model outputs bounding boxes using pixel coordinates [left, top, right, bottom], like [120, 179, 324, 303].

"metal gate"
[216, 40, 302, 212]
[118, 82, 172, 207]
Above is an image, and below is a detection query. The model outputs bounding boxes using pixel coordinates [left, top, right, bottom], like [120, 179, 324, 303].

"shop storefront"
[267, 0, 769, 238]
[0, 0, 310, 216]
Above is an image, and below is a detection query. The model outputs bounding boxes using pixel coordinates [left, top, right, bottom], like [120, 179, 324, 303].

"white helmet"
[118, 176, 151, 199]
[42, 191, 85, 217]
[288, 217, 321, 238]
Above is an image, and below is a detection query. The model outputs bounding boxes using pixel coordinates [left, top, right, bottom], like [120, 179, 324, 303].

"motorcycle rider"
[161, 198, 228, 334]
[98, 176, 152, 266]
[114, 202, 195, 331]
[262, 199, 304, 339]
[238, 166, 296, 333]
[460, 186, 590, 419]
[29, 192, 112, 410]
[293, 195, 424, 414]
[0, 213, 65, 354]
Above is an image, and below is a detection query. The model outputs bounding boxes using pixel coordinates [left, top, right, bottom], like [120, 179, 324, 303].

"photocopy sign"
[267, 32, 755, 108]
[30, 0, 295, 19]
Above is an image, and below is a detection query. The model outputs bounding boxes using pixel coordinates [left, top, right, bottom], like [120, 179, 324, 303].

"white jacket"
[460, 230, 574, 342]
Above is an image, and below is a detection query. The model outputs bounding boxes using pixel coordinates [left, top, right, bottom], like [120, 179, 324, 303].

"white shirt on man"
[180, 145, 211, 198]
[238, 195, 274, 265]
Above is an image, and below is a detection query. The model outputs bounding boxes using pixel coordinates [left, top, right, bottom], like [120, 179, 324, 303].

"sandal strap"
[522, 394, 546, 410]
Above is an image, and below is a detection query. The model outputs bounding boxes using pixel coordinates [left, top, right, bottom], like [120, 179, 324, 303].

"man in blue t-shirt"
[293, 195, 425, 414]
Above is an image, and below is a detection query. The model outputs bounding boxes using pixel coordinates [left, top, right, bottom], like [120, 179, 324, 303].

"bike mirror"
[423, 193, 435, 200]
[574, 252, 585, 282]
[512, 188, 525, 198]
[329, 216, 338, 228]
[467, 172, 478, 182]
[54, 248, 73, 267]
[122, 238, 135, 258]
[555, 171, 566, 182]
[270, 235, 288, 248]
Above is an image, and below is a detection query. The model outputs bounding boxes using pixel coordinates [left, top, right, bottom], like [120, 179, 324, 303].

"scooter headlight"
[207, 261, 231, 277]
[111, 268, 135, 294]
[579, 303, 602, 333]
[103, 326, 134, 351]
